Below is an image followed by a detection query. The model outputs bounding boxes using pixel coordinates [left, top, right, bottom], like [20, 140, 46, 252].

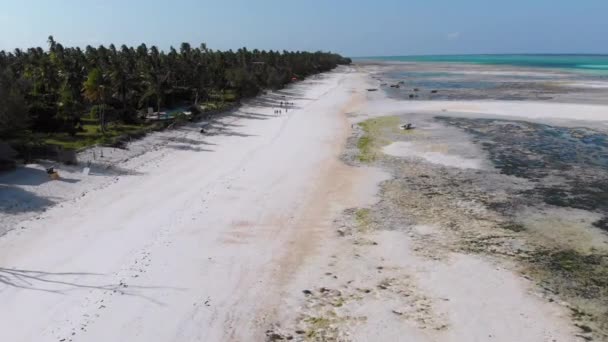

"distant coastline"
[353, 54, 608, 74]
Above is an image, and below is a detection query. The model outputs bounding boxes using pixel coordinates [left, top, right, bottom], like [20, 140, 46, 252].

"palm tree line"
[0, 36, 351, 137]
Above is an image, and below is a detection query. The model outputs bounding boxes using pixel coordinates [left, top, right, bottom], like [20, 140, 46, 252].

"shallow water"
[358, 54, 608, 74]
[383, 141, 484, 169]
[369, 62, 608, 103]
[436, 116, 608, 231]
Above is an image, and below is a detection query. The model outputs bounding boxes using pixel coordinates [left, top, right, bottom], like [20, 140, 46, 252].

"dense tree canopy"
[0, 36, 351, 139]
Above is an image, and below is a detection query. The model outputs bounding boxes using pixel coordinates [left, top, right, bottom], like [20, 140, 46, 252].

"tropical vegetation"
[0, 36, 351, 150]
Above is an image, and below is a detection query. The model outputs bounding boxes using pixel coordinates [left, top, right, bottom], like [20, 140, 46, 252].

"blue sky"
[0, 0, 606, 56]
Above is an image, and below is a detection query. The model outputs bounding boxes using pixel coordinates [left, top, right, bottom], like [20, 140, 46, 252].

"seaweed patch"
[436, 116, 608, 229]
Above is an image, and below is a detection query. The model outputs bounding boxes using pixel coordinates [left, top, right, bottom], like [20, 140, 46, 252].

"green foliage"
[173, 112, 189, 124]
[0, 69, 28, 137]
[0, 37, 350, 148]
[43, 121, 158, 150]
[83, 68, 107, 104]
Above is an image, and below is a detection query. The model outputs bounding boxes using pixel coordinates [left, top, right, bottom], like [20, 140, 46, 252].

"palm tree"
[140, 69, 169, 115]
[0, 37, 351, 136]
[83, 67, 108, 132]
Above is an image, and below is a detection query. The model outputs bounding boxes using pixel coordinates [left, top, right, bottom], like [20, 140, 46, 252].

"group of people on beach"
[274, 101, 295, 116]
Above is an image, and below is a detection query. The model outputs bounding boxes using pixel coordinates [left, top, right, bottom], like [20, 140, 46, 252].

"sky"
[0, 0, 606, 57]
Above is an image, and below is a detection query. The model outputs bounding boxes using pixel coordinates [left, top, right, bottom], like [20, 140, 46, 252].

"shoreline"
[1, 63, 607, 340]
[265, 65, 606, 341]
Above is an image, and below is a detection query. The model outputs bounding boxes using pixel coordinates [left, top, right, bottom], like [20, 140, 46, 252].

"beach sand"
[1, 63, 607, 341]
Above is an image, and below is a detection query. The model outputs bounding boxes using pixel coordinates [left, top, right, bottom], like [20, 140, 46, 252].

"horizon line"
[351, 53, 608, 58]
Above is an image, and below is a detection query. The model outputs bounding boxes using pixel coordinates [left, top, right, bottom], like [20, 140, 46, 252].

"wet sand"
[327, 62, 608, 341]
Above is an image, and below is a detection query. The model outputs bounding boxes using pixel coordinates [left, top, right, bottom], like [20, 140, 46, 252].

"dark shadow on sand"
[0, 167, 53, 186]
[166, 144, 215, 152]
[0, 267, 184, 306]
[0, 185, 56, 214]
[86, 163, 145, 177]
[163, 136, 217, 146]
[205, 128, 256, 138]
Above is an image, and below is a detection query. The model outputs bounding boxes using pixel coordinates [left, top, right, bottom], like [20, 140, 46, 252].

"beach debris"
[392, 309, 405, 316]
[390, 84, 400, 88]
[199, 121, 211, 134]
[431, 90, 438, 93]
[265, 328, 293, 341]
[409, 94, 415, 99]
[413, 88, 419, 92]
[400, 123, 415, 130]
[46, 166, 60, 180]
[398, 81, 405, 85]
[367, 88, 378, 92]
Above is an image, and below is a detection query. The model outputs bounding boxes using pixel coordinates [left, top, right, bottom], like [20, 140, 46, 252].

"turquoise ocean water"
[356, 55, 608, 75]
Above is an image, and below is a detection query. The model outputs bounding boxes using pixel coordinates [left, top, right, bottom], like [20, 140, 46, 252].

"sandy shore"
[1, 63, 606, 341]
[0, 68, 366, 341]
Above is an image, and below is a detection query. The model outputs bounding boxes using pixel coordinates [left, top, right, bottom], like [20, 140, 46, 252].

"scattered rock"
[265, 331, 285, 341]
[392, 309, 405, 316]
